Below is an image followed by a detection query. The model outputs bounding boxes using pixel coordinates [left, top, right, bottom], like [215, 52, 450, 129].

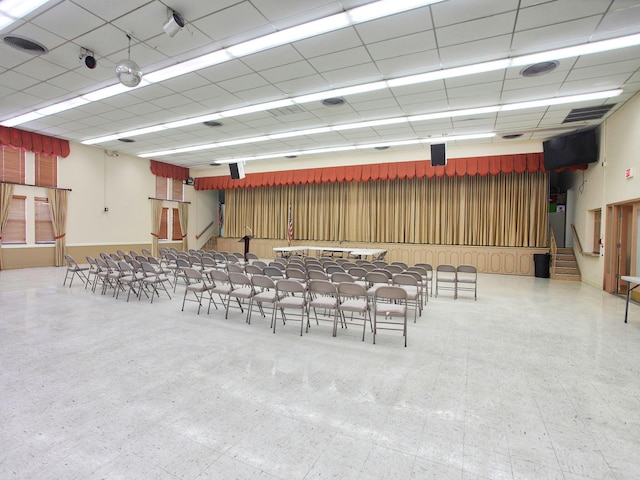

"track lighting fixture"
[163, 10, 185, 37]
[79, 47, 96, 69]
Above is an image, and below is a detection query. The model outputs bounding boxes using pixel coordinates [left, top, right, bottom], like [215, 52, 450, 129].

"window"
[3, 195, 26, 244]
[171, 178, 183, 201]
[172, 208, 182, 241]
[0, 146, 25, 184]
[159, 208, 168, 240]
[155, 176, 168, 199]
[35, 197, 55, 243]
[592, 209, 601, 254]
[35, 154, 57, 187]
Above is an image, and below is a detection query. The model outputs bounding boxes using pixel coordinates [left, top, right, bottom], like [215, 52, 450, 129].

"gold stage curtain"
[224, 171, 548, 247]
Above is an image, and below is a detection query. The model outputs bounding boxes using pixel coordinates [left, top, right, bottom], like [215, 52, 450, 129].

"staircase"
[551, 248, 581, 281]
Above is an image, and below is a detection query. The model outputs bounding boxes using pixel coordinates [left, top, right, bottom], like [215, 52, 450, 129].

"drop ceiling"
[1, 0, 640, 170]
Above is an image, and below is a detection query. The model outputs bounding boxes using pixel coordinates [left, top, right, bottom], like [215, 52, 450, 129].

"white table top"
[621, 276, 640, 283]
[273, 245, 386, 257]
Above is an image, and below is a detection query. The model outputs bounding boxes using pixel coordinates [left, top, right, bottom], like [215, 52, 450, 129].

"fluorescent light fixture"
[218, 136, 270, 147]
[500, 89, 622, 111]
[331, 117, 408, 131]
[0, 0, 52, 30]
[164, 114, 222, 129]
[510, 33, 640, 67]
[144, 51, 233, 83]
[81, 83, 143, 102]
[227, 14, 351, 57]
[409, 106, 500, 122]
[1, 111, 43, 127]
[36, 97, 90, 116]
[220, 99, 295, 118]
[269, 127, 333, 139]
[348, 0, 444, 23]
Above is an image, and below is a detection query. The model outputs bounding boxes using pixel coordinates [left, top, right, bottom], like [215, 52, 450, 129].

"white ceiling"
[1, 0, 640, 170]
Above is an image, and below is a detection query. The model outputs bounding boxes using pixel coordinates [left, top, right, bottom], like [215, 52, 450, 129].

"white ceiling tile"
[70, 0, 152, 22]
[217, 73, 269, 93]
[431, 0, 519, 27]
[190, 2, 270, 45]
[12, 58, 68, 82]
[368, 31, 437, 62]
[259, 61, 317, 84]
[241, 44, 304, 71]
[31, 2, 106, 41]
[355, 6, 432, 43]
[436, 12, 517, 48]
[293, 28, 363, 59]
[516, 0, 609, 32]
[511, 16, 602, 53]
[319, 62, 382, 87]
[374, 50, 442, 78]
[438, 34, 512, 67]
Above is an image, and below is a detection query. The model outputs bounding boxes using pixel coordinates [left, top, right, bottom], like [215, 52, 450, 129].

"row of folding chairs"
[434, 264, 478, 300]
[179, 269, 410, 346]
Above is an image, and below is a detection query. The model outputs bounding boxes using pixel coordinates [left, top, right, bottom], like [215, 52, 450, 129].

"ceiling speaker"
[431, 143, 446, 166]
[163, 11, 185, 37]
[229, 162, 245, 180]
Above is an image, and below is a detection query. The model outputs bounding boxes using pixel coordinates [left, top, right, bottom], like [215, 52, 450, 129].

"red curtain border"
[194, 153, 588, 190]
[150, 159, 190, 181]
[0, 126, 70, 158]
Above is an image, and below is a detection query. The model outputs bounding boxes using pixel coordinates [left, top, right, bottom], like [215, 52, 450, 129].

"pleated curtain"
[0, 183, 15, 270]
[46, 188, 68, 266]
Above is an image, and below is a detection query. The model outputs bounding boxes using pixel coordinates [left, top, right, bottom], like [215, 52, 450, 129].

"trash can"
[533, 253, 551, 278]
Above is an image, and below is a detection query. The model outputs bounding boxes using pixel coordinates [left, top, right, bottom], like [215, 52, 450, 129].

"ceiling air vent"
[562, 104, 615, 123]
[267, 104, 306, 116]
[3, 35, 48, 55]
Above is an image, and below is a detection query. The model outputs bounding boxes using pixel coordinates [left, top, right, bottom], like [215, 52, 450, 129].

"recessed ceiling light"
[2, 35, 48, 55]
[520, 61, 558, 77]
[322, 97, 346, 107]
[502, 133, 523, 139]
[118, 138, 135, 143]
[203, 120, 223, 127]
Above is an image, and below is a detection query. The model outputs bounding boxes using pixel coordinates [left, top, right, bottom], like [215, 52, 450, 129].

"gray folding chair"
[337, 282, 372, 341]
[456, 265, 477, 300]
[373, 286, 408, 347]
[307, 280, 340, 336]
[435, 264, 457, 299]
[181, 267, 216, 314]
[273, 279, 308, 336]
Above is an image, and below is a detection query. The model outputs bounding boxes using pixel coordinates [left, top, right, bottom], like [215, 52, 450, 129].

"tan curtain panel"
[0, 183, 15, 270]
[46, 188, 68, 266]
[150, 199, 163, 257]
[225, 171, 548, 248]
[179, 202, 188, 251]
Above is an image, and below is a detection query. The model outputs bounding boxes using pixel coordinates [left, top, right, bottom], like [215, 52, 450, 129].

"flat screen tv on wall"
[543, 128, 599, 170]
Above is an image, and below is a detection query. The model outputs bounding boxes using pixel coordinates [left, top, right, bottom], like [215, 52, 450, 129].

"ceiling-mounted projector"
[163, 11, 185, 37]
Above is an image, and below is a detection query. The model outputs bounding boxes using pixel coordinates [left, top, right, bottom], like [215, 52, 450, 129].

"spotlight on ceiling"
[79, 47, 96, 69]
[163, 10, 185, 37]
[115, 34, 142, 88]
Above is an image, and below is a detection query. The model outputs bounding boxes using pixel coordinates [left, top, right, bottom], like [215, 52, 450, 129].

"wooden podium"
[239, 235, 253, 261]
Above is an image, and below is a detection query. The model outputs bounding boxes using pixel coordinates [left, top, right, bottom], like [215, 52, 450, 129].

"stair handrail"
[549, 227, 557, 275]
[570, 224, 583, 255]
[195, 221, 215, 240]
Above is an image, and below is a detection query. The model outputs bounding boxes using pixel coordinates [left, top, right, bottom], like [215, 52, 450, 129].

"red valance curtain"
[0, 126, 70, 157]
[194, 153, 584, 191]
[150, 159, 189, 181]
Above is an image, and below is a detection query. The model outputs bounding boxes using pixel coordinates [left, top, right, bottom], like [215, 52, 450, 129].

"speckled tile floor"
[1, 265, 640, 480]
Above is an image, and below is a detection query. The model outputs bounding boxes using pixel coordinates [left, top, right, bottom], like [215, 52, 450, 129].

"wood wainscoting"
[215, 237, 547, 276]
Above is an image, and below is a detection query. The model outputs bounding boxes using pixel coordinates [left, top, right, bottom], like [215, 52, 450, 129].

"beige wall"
[570, 91, 640, 288]
[1, 142, 218, 269]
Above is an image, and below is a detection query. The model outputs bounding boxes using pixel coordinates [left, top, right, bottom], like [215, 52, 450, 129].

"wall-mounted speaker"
[431, 143, 447, 166]
[184, 176, 194, 185]
[229, 162, 245, 180]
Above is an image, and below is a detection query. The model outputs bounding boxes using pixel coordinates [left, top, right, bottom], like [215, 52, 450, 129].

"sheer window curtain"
[178, 202, 188, 252]
[46, 188, 68, 266]
[0, 183, 15, 270]
[151, 199, 163, 257]
[224, 172, 548, 248]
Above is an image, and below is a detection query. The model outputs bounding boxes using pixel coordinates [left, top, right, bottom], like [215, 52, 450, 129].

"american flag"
[287, 205, 293, 246]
